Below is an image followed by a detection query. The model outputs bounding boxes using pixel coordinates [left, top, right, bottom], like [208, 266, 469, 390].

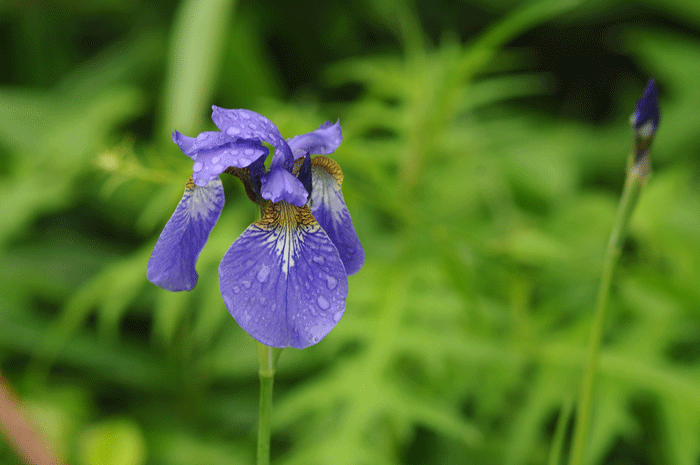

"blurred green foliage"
[1, 0, 700, 464]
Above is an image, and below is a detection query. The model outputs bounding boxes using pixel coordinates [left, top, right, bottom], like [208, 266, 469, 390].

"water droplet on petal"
[326, 275, 337, 290]
[257, 265, 270, 283]
[240, 112, 250, 119]
[212, 156, 220, 164]
[192, 162, 203, 172]
[312, 256, 325, 265]
[242, 280, 251, 289]
[244, 148, 255, 156]
[233, 286, 240, 294]
[332, 310, 343, 322]
[212, 164, 223, 173]
[226, 127, 241, 136]
[317, 295, 330, 311]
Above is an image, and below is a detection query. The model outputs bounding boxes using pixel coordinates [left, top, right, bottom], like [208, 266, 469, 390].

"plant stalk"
[257, 342, 281, 465]
[568, 163, 646, 465]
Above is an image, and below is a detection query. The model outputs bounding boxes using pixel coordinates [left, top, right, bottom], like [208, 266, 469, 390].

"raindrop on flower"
[317, 295, 330, 311]
[257, 264, 270, 283]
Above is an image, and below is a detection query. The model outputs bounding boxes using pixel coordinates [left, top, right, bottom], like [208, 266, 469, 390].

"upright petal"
[211, 106, 293, 168]
[310, 156, 364, 275]
[147, 177, 224, 291]
[173, 131, 269, 186]
[287, 121, 343, 159]
[260, 168, 308, 206]
[219, 201, 349, 349]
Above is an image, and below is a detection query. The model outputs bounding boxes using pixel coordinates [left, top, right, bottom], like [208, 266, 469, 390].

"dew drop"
[248, 123, 258, 130]
[232, 286, 240, 294]
[211, 156, 220, 164]
[326, 275, 338, 290]
[226, 126, 241, 136]
[317, 295, 330, 311]
[244, 148, 255, 156]
[257, 265, 270, 283]
[212, 164, 223, 173]
[332, 310, 343, 323]
[312, 255, 325, 265]
[240, 112, 251, 119]
[198, 133, 209, 141]
[192, 162, 203, 172]
[242, 280, 251, 289]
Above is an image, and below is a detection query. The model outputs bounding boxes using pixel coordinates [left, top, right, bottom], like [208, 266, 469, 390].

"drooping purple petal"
[287, 121, 343, 159]
[260, 168, 308, 206]
[147, 177, 225, 291]
[211, 106, 293, 168]
[310, 156, 364, 275]
[219, 202, 349, 349]
[173, 131, 269, 186]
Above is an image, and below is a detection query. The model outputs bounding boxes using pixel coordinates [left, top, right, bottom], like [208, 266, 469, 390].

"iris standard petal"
[260, 168, 309, 206]
[191, 140, 269, 187]
[147, 177, 224, 291]
[211, 106, 293, 168]
[172, 131, 196, 156]
[310, 156, 364, 275]
[219, 202, 349, 349]
[286, 121, 343, 159]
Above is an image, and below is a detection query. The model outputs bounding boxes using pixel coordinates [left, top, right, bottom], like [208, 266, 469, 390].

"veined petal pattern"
[147, 177, 224, 291]
[310, 156, 364, 275]
[219, 202, 348, 349]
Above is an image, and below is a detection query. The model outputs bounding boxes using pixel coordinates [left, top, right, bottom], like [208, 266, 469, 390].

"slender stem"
[568, 166, 645, 465]
[256, 342, 281, 465]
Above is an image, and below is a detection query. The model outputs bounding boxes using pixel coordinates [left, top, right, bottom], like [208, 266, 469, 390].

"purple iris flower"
[147, 107, 364, 349]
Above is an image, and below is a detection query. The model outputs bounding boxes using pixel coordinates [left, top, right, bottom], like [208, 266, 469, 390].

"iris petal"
[211, 106, 293, 168]
[310, 156, 364, 275]
[287, 121, 343, 159]
[147, 177, 224, 291]
[260, 168, 308, 206]
[219, 202, 348, 349]
[173, 131, 269, 186]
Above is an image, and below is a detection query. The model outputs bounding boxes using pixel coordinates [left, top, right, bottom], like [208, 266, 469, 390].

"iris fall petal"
[310, 156, 364, 275]
[219, 202, 348, 349]
[147, 177, 225, 291]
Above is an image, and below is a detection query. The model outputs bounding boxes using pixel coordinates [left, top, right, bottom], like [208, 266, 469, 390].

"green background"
[1, 0, 699, 463]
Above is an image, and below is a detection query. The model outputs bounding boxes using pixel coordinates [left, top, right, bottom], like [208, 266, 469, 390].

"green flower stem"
[568, 162, 646, 465]
[256, 341, 282, 465]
